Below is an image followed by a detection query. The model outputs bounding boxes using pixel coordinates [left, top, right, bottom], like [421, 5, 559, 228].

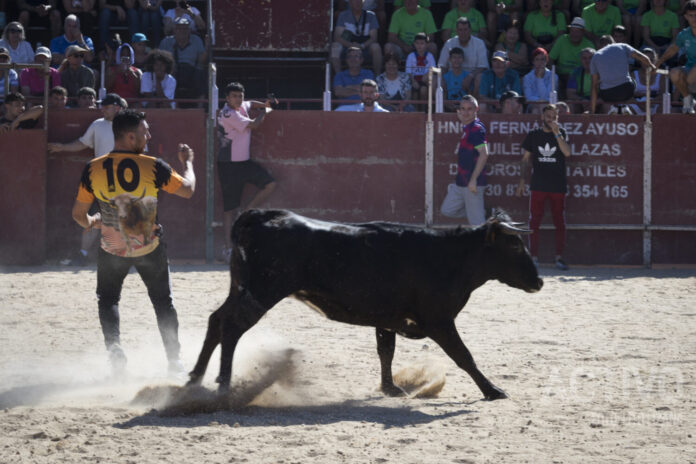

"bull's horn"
[500, 222, 532, 235]
[99, 191, 115, 203]
[134, 188, 146, 202]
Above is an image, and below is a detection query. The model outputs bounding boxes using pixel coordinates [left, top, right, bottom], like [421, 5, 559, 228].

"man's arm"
[550, 123, 571, 158]
[247, 107, 271, 130]
[655, 43, 680, 68]
[468, 143, 489, 193]
[10, 105, 44, 130]
[72, 199, 101, 229]
[631, 49, 656, 72]
[47, 139, 90, 153]
[172, 143, 196, 198]
[516, 150, 532, 196]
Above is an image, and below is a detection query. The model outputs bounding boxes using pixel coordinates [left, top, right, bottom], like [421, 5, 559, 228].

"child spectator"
[77, 86, 97, 107]
[140, 49, 176, 108]
[406, 32, 436, 100]
[49, 85, 68, 108]
[442, 47, 474, 110]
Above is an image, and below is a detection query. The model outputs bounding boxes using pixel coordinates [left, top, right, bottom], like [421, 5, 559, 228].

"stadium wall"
[0, 111, 693, 265]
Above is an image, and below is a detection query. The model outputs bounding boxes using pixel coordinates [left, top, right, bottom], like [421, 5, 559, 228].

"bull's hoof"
[381, 383, 407, 397]
[484, 386, 508, 401]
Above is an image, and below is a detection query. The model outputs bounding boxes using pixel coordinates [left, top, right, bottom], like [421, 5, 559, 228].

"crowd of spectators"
[0, 0, 210, 126]
[331, 0, 696, 113]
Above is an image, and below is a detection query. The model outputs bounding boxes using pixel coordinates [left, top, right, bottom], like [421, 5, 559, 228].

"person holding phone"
[162, 0, 205, 36]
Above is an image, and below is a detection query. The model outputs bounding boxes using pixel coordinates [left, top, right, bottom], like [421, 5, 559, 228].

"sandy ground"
[0, 264, 695, 464]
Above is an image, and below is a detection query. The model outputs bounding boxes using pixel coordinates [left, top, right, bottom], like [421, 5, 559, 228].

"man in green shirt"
[386, 0, 437, 61]
[641, 0, 680, 55]
[550, 17, 595, 97]
[441, 0, 489, 46]
[582, 0, 623, 46]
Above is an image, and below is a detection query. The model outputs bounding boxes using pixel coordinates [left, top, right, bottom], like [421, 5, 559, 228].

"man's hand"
[515, 179, 525, 197]
[47, 143, 63, 153]
[548, 120, 560, 135]
[467, 179, 477, 194]
[177, 143, 194, 164]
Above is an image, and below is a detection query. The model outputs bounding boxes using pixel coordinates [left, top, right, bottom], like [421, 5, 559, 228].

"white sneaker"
[683, 95, 695, 114]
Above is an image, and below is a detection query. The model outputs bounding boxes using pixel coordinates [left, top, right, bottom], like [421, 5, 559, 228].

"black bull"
[188, 209, 543, 400]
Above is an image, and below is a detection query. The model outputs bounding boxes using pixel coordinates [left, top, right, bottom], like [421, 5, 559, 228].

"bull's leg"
[186, 303, 226, 386]
[217, 290, 271, 393]
[376, 328, 406, 397]
[428, 322, 507, 401]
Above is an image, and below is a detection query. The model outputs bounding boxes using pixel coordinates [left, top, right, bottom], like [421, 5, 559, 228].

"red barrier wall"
[2, 110, 694, 265]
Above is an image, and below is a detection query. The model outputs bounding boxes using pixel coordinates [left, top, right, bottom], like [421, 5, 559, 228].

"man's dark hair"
[685, 0, 696, 12]
[4, 92, 25, 104]
[598, 35, 614, 48]
[224, 82, 245, 96]
[449, 47, 464, 57]
[145, 49, 174, 74]
[542, 103, 558, 113]
[78, 86, 97, 97]
[360, 79, 378, 89]
[49, 86, 68, 97]
[456, 17, 471, 28]
[113, 109, 146, 140]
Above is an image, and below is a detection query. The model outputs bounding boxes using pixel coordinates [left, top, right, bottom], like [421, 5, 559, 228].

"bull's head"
[484, 208, 543, 293]
[100, 189, 146, 218]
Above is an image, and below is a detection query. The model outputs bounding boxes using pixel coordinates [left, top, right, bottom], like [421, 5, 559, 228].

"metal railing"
[1, 61, 51, 129]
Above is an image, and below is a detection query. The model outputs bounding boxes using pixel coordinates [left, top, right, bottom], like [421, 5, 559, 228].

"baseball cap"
[100, 93, 125, 107]
[131, 32, 148, 43]
[532, 47, 549, 59]
[0, 47, 9, 59]
[35, 46, 52, 58]
[569, 17, 585, 29]
[174, 16, 191, 26]
[65, 44, 89, 57]
[492, 50, 508, 62]
[499, 90, 524, 104]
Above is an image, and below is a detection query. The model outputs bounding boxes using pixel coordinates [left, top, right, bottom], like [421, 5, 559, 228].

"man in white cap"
[48, 93, 127, 266]
[549, 17, 594, 92]
[158, 16, 207, 100]
[20, 46, 62, 97]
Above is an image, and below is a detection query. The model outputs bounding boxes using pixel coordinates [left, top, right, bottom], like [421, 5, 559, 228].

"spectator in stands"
[438, 17, 489, 77]
[98, 0, 138, 51]
[49, 84, 68, 107]
[442, 47, 474, 110]
[140, 49, 176, 108]
[523, 47, 559, 112]
[628, 47, 666, 114]
[528, 0, 571, 19]
[335, 78, 389, 111]
[376, 53, 413, 111]
[77, 85, 97, 107]
[441, 0, 489, 47]
[655, 0, 696, 114]
[105, 43, 141, 101]
[641, 0, 679, 57]
[385, 0, 438, 62]
[524, 0, 567, 52]
[99, 32, 121, 66]
[0, 22, 35, 64]
[50, 14, 95, 65]
[582, 0, 622, 47]
[566, 47, 594, 111]
[62, 0, 97, 38]
[376, 55, 414, 111]
[486, 0, 523, 44]
[333, 46, 374, 101]
[494, 19, 529, 76]
[0, 92, 44, 133]
[331, 0, 382, 76]
[406, 32, 435, 100]
[476, 50, 522, 112]
[17, 0, 62, 40]
[137, 0, 163, 47]
[58, 44, 96, 100]
[611, 24, 629, 43]
[158, 16, 207, 100]
[20, 46, 61, 96]
[339, 0, 386, 42]
[589, 35, 655, 113]
[616, 0, 646, 46]
[499, 89, 524, 113]
[131, 32, 150, 68]
[549, 17, 594, 94]
[163, 1, 205, 36]
[0, 48, 20, 95]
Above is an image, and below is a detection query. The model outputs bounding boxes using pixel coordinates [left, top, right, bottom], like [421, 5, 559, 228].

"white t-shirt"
[79, 118, 114, 158]
[0, 39, 34, 64]
[438, 36, 489, 72]
[217, 101, 252, 162]
[140, 72, 177, 108]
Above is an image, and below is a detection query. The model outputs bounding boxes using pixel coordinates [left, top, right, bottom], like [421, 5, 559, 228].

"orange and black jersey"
[76, 151, 184, 257]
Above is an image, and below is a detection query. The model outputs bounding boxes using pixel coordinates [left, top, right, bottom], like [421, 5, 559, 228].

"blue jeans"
[99, 7, 139, 48]
[139, 9, 162, 46]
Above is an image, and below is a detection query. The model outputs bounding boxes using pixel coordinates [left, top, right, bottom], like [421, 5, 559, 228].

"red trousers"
[528, 190, 566, 257]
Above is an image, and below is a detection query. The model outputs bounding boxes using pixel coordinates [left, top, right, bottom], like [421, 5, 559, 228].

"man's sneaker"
[168, 359, 188, 380]
[683, 96, 695, 114]
[555, 257, 569, 271]
[108, 344, 127, 377]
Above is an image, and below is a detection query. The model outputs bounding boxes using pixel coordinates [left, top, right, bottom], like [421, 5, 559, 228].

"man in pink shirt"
[217, 81, 277, 263]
